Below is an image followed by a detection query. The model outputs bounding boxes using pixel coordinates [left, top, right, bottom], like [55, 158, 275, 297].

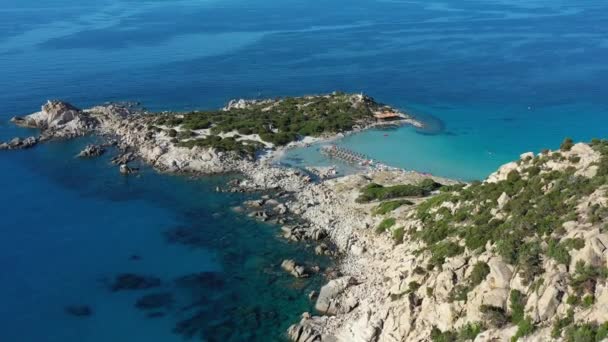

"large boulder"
[287, 314, 331, 342]
[336, 308, 383, 342]
[316, 277, 358, 315]
[282, 259, 309, 278]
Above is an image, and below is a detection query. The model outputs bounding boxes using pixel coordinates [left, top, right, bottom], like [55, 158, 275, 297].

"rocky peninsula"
[4, 94, 608, 342]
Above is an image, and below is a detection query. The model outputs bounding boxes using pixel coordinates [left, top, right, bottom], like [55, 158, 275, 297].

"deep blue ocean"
[1, 0, 607, 341]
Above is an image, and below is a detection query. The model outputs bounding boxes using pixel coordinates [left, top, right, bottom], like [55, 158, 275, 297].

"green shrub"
[565, 324, 598, 342]
[177, 129, 195, 139]
[430, 323, 484, 342]
[566, 295, 579, 306]
[376, 218, 396, 234]
[470, 262, 490, 286]
[597, 322, 608, 341]
[571, 261, 608, 295]
[237, 127, 253, 135]
[449, 284, 470, 302]
[357, 179, 441, 203]
[458, 323, 484, 341]
[547, 239, 570, 265]
[582, 295, 595, 308]
[480, 305, 508, 328]
[167, 129, 178, 137]
[392, 227, 405, 244]
[373, 199, 413, 215]
[516, 241, 543, 284]
[511, 316, 535, 341]
[509, 290, 526, 324]
[429, 241, 464, 266]
[430, 326, 456, 342]
[551, 308, 574, 338]
[561, 137, 574, 151]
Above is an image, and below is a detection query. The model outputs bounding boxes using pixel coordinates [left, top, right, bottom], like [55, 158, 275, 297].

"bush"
[430, 323, 484, 342]
[458, 323, 484, 341]
[480, 305, 508, 328]
[237, 127, 253, 135]
[167, 129, 178, 137]
[582, 295, 594, 308]
[429, 241, 464, 266]
[392, 227, 405, 244]
[565, 324, 598, 342]
[571, 261, 608, 295]
[430, 327, 456, 342]
[177, 129, 195, 140]
[547, 238, 585, 265]
[561, 137, 574, 151]
[516, 241, 543, 284]
[357, 179, 441, 203]
[373, 199, 413, 215]
[551, 308, 574, 338]
[510, 290, 526, 324]
[376, 218, 396, 234]
[511, 316, 535, 341]
[470, 262, 490, 286]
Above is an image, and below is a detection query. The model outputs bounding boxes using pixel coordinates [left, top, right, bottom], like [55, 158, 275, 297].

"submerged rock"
[174, 272, 225, 290]
[110, 273, 161, 291]
[65, 305, 93, 317]
[135, 292, 173, 310]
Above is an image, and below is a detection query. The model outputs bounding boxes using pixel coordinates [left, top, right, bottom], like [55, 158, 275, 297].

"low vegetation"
[154, 92, 386, 154]
[376, 217, 396, 234]
[357, 179, 441, 203]
[430, 323, 484, 342]
[413, 139, 608, 287]
[408, 139, 608, 339]
[372, 199, 414, 215]
[449, 261, 490, 302]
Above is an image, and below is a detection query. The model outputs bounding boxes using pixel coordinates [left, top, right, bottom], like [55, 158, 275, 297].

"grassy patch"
[376, 217, 396, 234]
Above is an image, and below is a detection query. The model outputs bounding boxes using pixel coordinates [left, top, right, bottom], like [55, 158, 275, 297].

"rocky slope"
[287, 140, 608, 342]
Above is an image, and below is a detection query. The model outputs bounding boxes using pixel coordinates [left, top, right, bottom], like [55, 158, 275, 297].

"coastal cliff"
[286, 140, 608, 342]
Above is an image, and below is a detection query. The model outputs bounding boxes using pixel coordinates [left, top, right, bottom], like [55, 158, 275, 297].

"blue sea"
[1, 0, 607, 341]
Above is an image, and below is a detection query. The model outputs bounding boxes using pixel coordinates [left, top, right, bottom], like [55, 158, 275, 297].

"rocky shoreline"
[1, 96, 428, 338]
[6, 97, 606, 342]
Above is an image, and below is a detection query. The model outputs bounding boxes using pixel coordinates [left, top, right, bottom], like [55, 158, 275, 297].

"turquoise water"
[1, 0, 608, 340]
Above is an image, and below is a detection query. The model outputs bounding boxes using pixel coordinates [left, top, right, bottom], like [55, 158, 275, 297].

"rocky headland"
[4, 94, 608, 341]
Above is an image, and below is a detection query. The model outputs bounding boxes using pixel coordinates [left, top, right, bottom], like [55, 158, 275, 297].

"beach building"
[373, 110, 402, 122]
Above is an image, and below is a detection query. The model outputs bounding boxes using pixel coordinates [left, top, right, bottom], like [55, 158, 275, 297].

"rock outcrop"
[77, 144, 105, 158]
[284, 142, 608, 342]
